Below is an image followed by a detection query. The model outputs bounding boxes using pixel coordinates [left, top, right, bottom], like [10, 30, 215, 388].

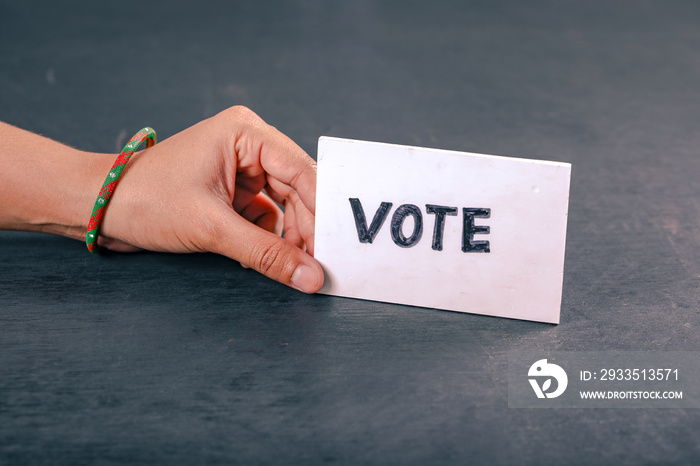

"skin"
[0, 106, 324, 293]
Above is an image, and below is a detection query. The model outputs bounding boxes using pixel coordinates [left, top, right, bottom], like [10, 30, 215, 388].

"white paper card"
[314, 137, 571, 323]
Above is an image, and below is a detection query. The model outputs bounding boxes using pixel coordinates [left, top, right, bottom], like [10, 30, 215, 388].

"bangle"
[86, 127, 157, 252]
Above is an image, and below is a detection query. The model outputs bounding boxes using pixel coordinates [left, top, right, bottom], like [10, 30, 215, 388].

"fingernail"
[291, 265, 320, 293]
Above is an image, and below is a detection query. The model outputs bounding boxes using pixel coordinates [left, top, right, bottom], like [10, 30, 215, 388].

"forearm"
[0, 122, 114, 241]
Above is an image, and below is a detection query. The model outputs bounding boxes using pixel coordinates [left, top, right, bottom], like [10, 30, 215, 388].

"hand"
[98, 106, 324, 293]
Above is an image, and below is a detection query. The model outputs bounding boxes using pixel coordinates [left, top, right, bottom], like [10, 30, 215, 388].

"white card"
[314, 137, 571, 324]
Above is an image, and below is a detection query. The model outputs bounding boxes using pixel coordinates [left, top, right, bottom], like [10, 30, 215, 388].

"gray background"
[1, 0, 699, 464]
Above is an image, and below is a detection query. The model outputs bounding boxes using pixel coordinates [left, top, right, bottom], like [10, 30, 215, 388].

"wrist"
[53, 150, 118, 241]
[27, 149, 116, 241]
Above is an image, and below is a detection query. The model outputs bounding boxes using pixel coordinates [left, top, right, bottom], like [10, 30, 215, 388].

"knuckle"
[223, 105, 259, 125]
[230, 104, 251, 116]
[251, 241, 286, 276]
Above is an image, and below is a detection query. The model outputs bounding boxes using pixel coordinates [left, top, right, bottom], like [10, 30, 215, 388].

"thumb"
[211, 208, 324, 293]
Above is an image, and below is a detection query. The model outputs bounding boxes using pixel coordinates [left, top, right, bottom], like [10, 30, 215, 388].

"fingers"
[210, 204, 324, 293]
[200, 107, 323, 291]
[265, 181, 315, 255]
[283, 196, 316, 256]
[238, 192, 283, 236]
[281, 201, 304, 250]
[220, 106, 317, 216]
[217, 105, 317, 258]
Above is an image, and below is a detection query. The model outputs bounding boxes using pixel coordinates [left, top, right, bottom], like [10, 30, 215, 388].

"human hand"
[98, 106, 324, 293]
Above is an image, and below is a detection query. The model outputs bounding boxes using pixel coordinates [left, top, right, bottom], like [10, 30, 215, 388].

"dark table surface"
[1, 1, 699, 464]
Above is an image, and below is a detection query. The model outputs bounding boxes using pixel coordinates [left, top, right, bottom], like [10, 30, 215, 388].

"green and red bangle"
[86, 127, 157, 252]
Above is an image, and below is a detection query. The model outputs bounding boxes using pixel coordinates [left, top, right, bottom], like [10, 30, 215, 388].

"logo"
[528, 359, 568, 399]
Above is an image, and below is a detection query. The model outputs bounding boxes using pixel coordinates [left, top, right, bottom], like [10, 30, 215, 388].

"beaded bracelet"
[86, 127, 157, 252]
